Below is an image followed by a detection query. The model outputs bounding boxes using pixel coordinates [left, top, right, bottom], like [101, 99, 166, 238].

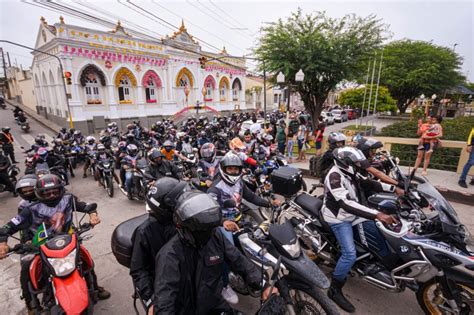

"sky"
[0, 0, 473, 81]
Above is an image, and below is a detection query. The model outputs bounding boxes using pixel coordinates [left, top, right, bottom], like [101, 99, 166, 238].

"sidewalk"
[5, 99, 62, 134]
[292, 160, 473, 205]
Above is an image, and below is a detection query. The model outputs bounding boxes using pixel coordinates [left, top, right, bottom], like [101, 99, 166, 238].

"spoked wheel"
[416, 279, 474, 315]
[105, 176, 114, 197]
[288, 287, 339, 315]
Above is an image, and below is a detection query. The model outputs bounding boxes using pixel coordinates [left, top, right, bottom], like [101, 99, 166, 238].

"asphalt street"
[0, 110, 471, 315]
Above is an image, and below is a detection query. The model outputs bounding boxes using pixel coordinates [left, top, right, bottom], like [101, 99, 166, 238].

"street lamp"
[431, 94, 437, 116]
[277, 69, 305, 123]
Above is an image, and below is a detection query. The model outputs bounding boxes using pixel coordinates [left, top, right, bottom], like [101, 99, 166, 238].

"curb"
[5, 100, 58, 135]
[297, 167, 474, 206]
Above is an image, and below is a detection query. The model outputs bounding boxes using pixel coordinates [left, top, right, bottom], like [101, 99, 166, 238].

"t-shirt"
[297, 125, 307, 140]
[314, 123, 326, 142]
[276, 127, 286, 143]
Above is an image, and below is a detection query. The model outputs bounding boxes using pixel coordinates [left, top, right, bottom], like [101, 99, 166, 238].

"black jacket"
[153, 228, 263, 315]
[145, 160, 181, 180]
[129, 215, 176, 303]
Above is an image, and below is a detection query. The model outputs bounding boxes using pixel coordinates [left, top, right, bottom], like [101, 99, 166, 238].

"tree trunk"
[302, 93, 325, 131]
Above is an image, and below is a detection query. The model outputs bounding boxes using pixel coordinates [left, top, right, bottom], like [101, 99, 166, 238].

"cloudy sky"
[1, 0, 473, 81]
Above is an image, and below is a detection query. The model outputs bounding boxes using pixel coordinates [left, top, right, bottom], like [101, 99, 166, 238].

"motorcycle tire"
[416, 278, 473, 315]
[301, 179, 307, 192]
[106, 176, 114, 198]
[72, 159, 77, 169]
[287, 286, 339, 315]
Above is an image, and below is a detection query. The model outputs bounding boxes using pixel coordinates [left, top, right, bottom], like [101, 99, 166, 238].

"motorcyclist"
[198, 143, 220, 187]
[322, 147, 399, 312]
[106, 122, 118, 135]
[94, 144, 120, 185]
[15, 175, 38, 243]
[33, 147, 65, 179]
[52, 138, 75, 178]
[160, 140, 187, 162]
[0, 150, 17, 196]
[180, 135, 193, 155]
[17, 111, 27, 124]
[72, 130, 85, 145]
[24, 135, 49, 153]
[319, 132, 347, 182]
[130, 177, 190, 309]
[208, 152, 280, 304]
[228, 137, 257, 168]
[57, 127, 69, 141]
[83, 136, 97, 178]
[253, 132, 274, 162]
[214, 132, 228, 156]
[1, 127, 18, 163]
[120, 144, 141, 197]
[152, 190, 276, 314]
[0, 174, 110, 313]
[145, 149, 181, 181]
[125, 133, 140, 147]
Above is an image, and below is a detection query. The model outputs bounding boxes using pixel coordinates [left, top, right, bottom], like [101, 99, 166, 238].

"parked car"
[239, 119, 264, 137]
[347, 109, 356, 120]
[331, 109, 348, 122]
[321, 111, 335, 125]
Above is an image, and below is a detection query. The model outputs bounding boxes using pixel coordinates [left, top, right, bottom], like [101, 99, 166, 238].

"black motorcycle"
[0, 160, 20, 193]
[96, 158, 115, 197]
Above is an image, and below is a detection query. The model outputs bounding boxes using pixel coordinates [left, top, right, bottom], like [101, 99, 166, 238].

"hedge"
[378, 117, 473, 171]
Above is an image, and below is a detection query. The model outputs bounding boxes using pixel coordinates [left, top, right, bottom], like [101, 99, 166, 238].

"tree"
[338, 85, 397, 113]
[254, 10, 387, 127]
[379, 40, 465, 113]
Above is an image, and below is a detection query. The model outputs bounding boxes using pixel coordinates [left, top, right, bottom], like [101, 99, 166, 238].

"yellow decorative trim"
[175, 67, 194, 88]
[114, 67, 137, 87]
[119, 100, 133, 104]
[219, 76, 230, 88]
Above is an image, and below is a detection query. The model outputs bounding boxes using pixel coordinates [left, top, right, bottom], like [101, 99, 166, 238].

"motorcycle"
[0, 161, 20, 193]
[278, 179, 474, 314]
[20, 121, 30, 132]
[96, 157, 115, 197]
[7, 222, 97, 314]
[229, 201, 339, 314]
[123, 158, 148, 200]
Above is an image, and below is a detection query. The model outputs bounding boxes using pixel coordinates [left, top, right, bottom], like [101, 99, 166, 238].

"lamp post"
[420, 94, 426, 115]
[431, 94, 437, 116]
[277, 69, 305, 123]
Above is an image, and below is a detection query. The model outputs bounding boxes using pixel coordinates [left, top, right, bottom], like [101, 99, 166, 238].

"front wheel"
[105, 175, 114, 197]
[287, 286, 339, 315]
[416, 279, 474, 315]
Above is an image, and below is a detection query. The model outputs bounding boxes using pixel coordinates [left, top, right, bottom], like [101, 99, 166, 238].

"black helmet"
[35, 174, 65, 207]
[99, 135, 110, 144]
[126, 144, 138, 156]
[15, 174, 38, 201]
[219, 152, 243, 186]
[126, 133, 135, 142]
[355, 137, 383, 159]
[146, 177, 190, 222]
[149, 149, 164, 165]
[174, 191, 222, 247]
[60, 127, 67, 133]
[2, 127, 11, 132]
[327, 132, 347, 149]
[333, 147, 370, 177]
[200, 143, 216, 163]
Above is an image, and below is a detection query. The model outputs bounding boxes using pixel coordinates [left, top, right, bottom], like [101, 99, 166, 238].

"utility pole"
[0, 47, 11, 99]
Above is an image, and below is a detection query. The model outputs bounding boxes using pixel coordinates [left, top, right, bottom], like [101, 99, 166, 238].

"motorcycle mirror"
[223, 199, 237, 208]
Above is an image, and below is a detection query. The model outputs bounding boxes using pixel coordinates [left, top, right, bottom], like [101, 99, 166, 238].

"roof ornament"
[110, 20, 131, 37]
[59, 16, 65, 24]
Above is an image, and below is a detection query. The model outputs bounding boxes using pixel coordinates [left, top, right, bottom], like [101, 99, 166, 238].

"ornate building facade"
[32, 17, 246, 132]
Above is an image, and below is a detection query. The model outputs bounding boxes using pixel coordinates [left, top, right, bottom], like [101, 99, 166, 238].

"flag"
[32, 223, 48, 247]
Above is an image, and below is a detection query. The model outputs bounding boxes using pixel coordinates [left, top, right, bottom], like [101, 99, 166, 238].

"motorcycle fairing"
[53, 269, 89, 314]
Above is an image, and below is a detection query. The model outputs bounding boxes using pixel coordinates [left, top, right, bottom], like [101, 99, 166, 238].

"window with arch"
[80, 64, 106, 105]
[114, 67, 137, 104]
[142, 70, 162, 104]
[219, 77, 230, 102]
[146, 79, 156, 102]
[204, 75, 216, 101]
[118, 76, 131, 102]
[232, 78, 242, 102]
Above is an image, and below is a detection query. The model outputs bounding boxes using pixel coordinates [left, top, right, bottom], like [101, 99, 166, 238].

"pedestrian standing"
[411, 115, 443, 176]
[458, 127, 474, 188]
[0, 127, 18, 163]
[314, 116, 326, 157]
[287, 116, 297, 163]
[296, 117, 307, 161]
[275, 119, 287, 156]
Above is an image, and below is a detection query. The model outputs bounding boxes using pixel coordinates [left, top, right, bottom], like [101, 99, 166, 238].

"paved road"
[0, 111, 469, 315]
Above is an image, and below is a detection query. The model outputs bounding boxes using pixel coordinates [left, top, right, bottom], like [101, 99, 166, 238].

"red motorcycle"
[9, 224, 95, 314]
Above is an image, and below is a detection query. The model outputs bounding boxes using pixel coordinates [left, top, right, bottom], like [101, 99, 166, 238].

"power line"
[208, 0, 251, 33]
[149, 0, 244, 54]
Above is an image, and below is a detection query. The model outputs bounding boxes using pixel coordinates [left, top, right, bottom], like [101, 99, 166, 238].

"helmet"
[60, 127, 67, 134]
[126, 144, 138, 157]
[260, 133, 274, 146]
[126, 123, 135, 130]
[34, 136, 44, 145]
[35, 174, 65, 207]
[333, 147, 370, 176]
[146, 177, 190, 222]
[219, 152, 243, 186]
[126, 133, 135, 142]
[118, 141, 127, 149]
[86, 136, 95, 145]
[149, 149, 164, 165]
[15, 174, 38, 201]
[2, 127, 11, 132]
[174, 191, 222, 247]
[163, 140, 174, 152]
[327, 132, 347, 149]
[37, 147, 48, 160]
[54, 138, 63, 145]
[107, 122, 115, 128]
[99, 135, 110, 144]
[200, 143, 216, 163]
[355, 137, 383, 159]
[97, 144, 106, 153]
[73, 130, 82, 137]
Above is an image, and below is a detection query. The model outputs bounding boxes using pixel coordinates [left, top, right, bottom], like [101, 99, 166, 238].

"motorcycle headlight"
[47, 249, 77, 277]
[282, 242, 301, 258]
[103, 163, 110, 168]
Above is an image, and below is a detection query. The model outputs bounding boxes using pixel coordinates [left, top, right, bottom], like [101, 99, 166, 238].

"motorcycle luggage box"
[111, 214, 148, 268]
[270, 167, 303, 197]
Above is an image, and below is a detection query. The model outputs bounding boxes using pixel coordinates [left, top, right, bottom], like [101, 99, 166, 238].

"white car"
[321, 111, 335, 125]
[331, 109, 348, 123]
[239, 119, 264, 137]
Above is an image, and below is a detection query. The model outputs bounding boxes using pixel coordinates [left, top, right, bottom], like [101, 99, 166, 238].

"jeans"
[460, 149, 474, 182]
[330, 221, 357, 282]
[278, 142, 286, 155]
[219, 227, 234, 286]
[287, 140, 294, 158]
[124, 171, 133, 192]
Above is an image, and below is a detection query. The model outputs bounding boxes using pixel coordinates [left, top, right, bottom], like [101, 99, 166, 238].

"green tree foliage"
[254, 10, 387, 127]
[338, 85, 397, 113]
[379, 40, 465, 113]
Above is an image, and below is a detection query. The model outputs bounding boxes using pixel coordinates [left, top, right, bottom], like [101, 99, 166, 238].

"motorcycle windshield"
[417, 181, 460, 226]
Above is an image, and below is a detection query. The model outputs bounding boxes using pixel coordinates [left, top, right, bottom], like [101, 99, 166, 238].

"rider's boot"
[96, 286, 111, 300]
[327, 277, 355, 313]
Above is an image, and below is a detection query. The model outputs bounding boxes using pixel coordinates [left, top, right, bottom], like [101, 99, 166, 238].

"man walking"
[458, 127, 474, 188]
[0, 127, 18, 163]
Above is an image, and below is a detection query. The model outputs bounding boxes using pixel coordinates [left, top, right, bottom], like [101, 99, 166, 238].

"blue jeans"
[287, 140, 294, 158]
[460, 149, 474, 182]
[278, 142, 286, 155]
[124, 171, 133, 192]
[330, 221, 357, 282]
[219, 227, 234, 286]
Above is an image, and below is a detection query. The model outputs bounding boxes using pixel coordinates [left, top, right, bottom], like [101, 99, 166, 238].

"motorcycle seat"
[294, 193, 323, 218]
